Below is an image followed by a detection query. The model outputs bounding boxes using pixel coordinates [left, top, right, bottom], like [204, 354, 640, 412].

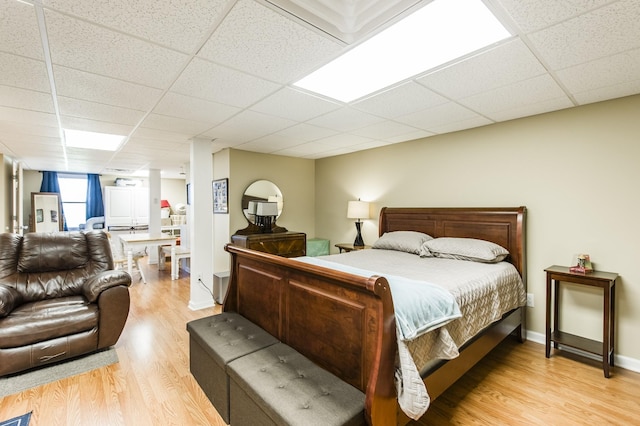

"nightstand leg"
[610, 281, 616, 367]
[603, 283, 611, 378]
[545, 274, 552, 358]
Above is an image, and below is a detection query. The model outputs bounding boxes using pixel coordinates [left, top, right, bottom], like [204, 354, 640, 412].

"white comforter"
[296, 249, 526, 419]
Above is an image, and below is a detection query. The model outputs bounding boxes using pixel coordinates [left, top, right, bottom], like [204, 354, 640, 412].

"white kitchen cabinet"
[104, 186, 149, 228]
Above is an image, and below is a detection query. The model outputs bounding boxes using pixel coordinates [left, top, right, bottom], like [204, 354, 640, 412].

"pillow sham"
[421, 237, 509, 263]
[372, 231, 433, 255]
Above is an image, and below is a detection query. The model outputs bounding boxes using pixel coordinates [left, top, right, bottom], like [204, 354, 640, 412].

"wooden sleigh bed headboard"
[224, 207, 526, 425]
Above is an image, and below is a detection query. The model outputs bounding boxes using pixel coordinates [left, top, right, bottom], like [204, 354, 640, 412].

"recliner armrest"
[0, 284, 23, 317]
[82, 270, 132, 303]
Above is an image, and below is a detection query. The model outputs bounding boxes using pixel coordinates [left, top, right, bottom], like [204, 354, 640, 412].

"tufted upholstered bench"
[187, 313, 279, 423]
[227, 342, 365, 426]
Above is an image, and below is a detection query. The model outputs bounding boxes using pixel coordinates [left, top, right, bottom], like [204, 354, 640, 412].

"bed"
[223, 207, 527, 425]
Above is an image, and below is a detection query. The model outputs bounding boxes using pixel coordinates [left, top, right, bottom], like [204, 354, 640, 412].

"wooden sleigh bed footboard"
[224, 207, 526, 425]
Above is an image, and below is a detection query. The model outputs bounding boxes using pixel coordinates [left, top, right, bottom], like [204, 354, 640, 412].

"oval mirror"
[241, 180, 283, 224]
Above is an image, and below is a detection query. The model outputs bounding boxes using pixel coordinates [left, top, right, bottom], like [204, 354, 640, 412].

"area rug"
[0, 411, 31, 425]
[0, 348, 118, 398]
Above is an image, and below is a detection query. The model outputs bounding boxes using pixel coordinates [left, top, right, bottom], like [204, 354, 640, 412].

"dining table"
[118, 233, 178, 277]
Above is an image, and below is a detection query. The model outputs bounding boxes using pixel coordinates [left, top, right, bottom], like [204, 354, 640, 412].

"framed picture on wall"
[213, 178, 229, 214]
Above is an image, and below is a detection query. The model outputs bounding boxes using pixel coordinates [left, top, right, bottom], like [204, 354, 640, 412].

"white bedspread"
[296, 249, 526, 419]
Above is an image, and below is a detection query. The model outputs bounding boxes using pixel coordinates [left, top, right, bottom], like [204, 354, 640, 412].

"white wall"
[315, 94, 640, 367]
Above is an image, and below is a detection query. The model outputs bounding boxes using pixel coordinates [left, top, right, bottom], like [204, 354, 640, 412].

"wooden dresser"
[231, 232, 306, 258]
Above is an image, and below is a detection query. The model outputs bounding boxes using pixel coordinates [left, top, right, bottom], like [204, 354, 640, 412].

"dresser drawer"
[231, 232, 306, 258]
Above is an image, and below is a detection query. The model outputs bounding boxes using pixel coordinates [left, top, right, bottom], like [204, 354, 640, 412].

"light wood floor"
[0, 259, 225, 426]
[2, 260, 639, 425]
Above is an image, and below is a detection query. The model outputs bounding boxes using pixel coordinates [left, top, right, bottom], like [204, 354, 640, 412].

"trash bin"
[213, 271, 230, 304]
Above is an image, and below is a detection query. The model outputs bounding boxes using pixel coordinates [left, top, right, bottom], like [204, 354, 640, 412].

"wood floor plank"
[0, 259, 224, 426]
[1, 258, 639, 425]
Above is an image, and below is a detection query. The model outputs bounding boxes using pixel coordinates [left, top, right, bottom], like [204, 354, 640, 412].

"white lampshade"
[256, 201, 278, 216]
[347, 200, 370, 219]
[247, 201, 258, 214]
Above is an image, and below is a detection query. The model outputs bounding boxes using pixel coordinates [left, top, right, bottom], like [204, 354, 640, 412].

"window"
[58, 174, 87, 230]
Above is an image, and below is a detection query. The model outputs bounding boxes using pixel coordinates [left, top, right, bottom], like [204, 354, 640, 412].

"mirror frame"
[235, 180, 287, 235]
[31, 192, 63, 232]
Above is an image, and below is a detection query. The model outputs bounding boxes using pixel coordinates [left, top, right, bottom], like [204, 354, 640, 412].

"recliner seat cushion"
[0, 296, 98, 348]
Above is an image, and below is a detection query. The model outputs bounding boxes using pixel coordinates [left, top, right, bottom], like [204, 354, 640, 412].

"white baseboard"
[525, 329, 640, 374]
[188, 299, 214, 311]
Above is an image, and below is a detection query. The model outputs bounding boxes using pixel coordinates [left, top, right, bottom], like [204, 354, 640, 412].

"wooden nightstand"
[335, 243, 371, 253]
[545, 265, 618, 377]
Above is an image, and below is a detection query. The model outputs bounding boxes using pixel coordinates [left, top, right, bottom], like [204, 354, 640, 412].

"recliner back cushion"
[19, 233, 89, 273]
[0, 233, 22, 279]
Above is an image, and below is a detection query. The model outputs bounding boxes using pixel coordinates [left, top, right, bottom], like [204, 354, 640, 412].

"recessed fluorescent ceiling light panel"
[294, 0, 510, 102]
[64, 129, 125, 151]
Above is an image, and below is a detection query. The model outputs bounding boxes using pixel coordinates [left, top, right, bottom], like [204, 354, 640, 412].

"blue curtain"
[39, 171, 67, 231]
[86, 174, 104, 219]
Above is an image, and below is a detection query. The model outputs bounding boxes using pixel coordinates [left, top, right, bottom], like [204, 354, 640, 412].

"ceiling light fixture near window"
[294, 0, 511, 103]
[64, 129, 126, 151]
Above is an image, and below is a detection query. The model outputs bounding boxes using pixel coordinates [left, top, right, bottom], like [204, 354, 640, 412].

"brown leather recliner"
[0, 230, 132, 376]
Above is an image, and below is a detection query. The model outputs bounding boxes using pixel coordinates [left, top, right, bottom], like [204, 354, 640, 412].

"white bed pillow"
[421, 237, 509, 263]
[372, 231, 433, 255]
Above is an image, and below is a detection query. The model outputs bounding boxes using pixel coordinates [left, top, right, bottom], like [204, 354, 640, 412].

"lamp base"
[353, 220, 364, 247]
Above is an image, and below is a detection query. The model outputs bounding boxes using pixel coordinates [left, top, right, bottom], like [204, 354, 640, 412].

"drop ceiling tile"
[204, 110, 297, 142]
[198, 0, 343, 83]
[556, 47, 640, 96]
[487, 97, 574, 122]
[417, 39, 547, 99]
[60, 116, 133, 136]
[272, 123, 338, 142]
[43, 0, 229, 53]
[58, 97, 145, 125]
[353, 82, 448, 119]
[172, 58, 281, 108]
[495, 0, 613, 33]
[0, 0, 44, 60]
[0, 86, 54, 112]
[140, 113, 215, 135]
[250, 87, 342, 121]
[0, 106, 58, 128]
[350, 121, 422, 140]
[0, 52, 50, 92]
[313, 133, 374, 148]
[528, 0, 640, 70]
[427, 115, 493, 135]
[274, 141, 337, 157]
[385, 129, 434, 143]
[395, 102, 484, 131]
[130, 127, 192, 143]
[154, 92, 240, 125]
[235, 134, 303, 153]
[53, 66, 163, 110]
[307, 107, 384, 132]
[126, 136, 189, 151]
[44, 10, 190, 88]
[572, 79, 640, 105]
[458, 74, 570, 117]
[0, 121, 60, 139]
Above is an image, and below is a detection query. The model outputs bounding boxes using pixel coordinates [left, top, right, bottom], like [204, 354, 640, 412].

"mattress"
[297, 249, 526, 419]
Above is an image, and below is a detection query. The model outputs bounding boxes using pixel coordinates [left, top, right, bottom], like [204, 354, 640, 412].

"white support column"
[188, 138, 215, 310]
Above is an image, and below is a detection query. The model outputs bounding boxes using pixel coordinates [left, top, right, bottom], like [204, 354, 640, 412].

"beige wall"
[228, 149, 316, 238]
[315, 94, 640, 365]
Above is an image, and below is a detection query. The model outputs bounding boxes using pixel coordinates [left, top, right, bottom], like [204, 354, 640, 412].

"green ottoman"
[306, 238, 330, 257]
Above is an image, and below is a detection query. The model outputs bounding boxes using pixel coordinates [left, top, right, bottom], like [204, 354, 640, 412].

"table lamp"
[347, 199, 370, 247]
